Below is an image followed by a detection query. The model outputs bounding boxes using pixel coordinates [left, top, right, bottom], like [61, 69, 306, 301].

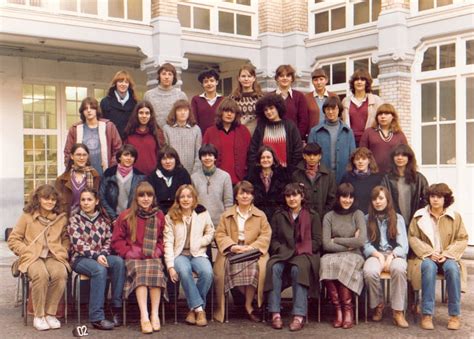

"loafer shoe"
[271, 316, 283, 330]
[289, 317, 304, 332]
[91, 319, 114, 331]
[185, 310, 196, 325]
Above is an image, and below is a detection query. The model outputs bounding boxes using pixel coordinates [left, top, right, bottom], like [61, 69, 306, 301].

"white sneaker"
[33, 317, 50, 331]
[45, 315, 61, 329]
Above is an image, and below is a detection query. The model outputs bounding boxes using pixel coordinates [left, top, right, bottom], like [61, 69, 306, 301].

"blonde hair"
[167, 185, 198, 223]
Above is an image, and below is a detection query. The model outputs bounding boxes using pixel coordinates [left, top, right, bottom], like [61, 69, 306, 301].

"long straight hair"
[124, 100, 162, 147]
[231, 63, 263, 99]
[367, 186, 398, 241]
[125, 181, 157, 242]
[389, 144, 418, 184]
[167, 184, 198, 223]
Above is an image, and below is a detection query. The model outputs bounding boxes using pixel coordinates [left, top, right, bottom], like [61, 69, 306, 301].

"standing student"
[111, 182, 167, 334]
[100, 70, 137, 139]
[8, 184, 69, 331]
[144, 63, 188, 129]
[230, 63, 264, 135]
[123, 101, 164, 176]
[56, 143, 100, 215]
[163, 99, 202, 175]
[359, 103, 408, 174]
[308, 96, 356, 184]
[203, 98, 251, 185]
[69, 188, 125, 330]
[64, 97, 122, 175]
[273, 64, 309, 139]
[341, 69, 383, 145]
[305, 68, 337, 130]
[191, 68, 224, 136]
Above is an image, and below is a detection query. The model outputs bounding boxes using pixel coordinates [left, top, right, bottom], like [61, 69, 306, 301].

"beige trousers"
[27, 257, 68, 317]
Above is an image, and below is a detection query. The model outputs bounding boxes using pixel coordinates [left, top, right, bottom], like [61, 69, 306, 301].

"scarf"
[376, 125, 394, 142]
[117, 164, 133, 178]
[137, 207, 159, 257]
[114, 90, 129, 106]
[260, 170, 273, 193]
[71, 165, 95, 189]
[333, 200, 358, 215]
[353, 168, 371, 177]
[305, 163, 319, 181]
[289, 208, 313, 255]
[203, 166, 216, 177]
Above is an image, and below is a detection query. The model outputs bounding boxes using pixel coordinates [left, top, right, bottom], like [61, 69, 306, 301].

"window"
[418, 0, 453, 11]
[421, 80, 456, 164]
[467, 77, 474, 163]
[353, 57, 379, 79]
[178, 5, 211, 31]
[354, 0, 381, 26]
[60, 0, 97, 14]
[22, 84, 59, 201]
[218, 11, 251, 36]
[224, 0, 251, 5]
[466, 40, 474, 65]
[217, 77, 233, 96]
[321, 62, 346, 85]
[315, 6, 345, 34]
[65, 86, 87, 128]
[421, 43, 456, 71]
[108, 0, 142, 21]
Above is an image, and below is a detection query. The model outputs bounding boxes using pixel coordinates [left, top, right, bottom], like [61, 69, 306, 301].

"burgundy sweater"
[348, 100, 369, 145]
[273, 89, 309, 139]
[203, 124, 251, 184]
[124, 131, 159, 176]
[191, 95, 225, 136]
[359, 128, 408, 173]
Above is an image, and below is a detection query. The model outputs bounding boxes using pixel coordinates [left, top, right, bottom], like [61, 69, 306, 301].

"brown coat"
[305, 90, 337, 129]
[7, 212, 70, 273]
[213, 205, 271, 322]
[55, 169, 100, 215]
[408, 206, 468, 291]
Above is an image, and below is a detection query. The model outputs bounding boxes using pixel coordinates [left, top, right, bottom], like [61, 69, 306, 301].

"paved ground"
[1, 241, 473, 338]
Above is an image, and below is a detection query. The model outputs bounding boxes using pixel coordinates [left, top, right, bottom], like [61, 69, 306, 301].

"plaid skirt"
[224, 257, 259, 294]
[319, 252, 364, 295]
[124, 258, 167, 298]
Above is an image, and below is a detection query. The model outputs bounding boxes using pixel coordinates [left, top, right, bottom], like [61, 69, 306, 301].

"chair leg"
[22, 276, 28, 326]
[65, 281, 68, 324]
[123, 298, 127, 326]
[161, 298, 165, 325]
[225, 293, 229, 323]
[174, 283, 178, 325]
[355, 293, 359, 325]
[210, 282, 214, 322]
[76, 275, 81, 324]
[365, 287, 368, 323]
[317, 295, 321, 323]
[441, 279, 446, 303]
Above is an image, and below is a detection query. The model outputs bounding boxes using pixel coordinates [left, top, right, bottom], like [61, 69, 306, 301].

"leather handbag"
[228, 248, 261, 264]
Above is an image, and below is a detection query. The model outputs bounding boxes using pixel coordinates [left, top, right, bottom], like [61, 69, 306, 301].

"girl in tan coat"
[213, 181, 271, 323]
[8, 184, 70, 331]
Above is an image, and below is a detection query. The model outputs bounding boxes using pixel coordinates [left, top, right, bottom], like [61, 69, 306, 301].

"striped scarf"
[137, 207, 159, 257]
[71, 165, 95, 189]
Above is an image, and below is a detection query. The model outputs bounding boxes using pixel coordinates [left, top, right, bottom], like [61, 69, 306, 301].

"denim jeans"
[421, 258, 461, 316]
[268, 262, 308, 316]
[73, 255, 125, 322]
[174, 255, 213, 310]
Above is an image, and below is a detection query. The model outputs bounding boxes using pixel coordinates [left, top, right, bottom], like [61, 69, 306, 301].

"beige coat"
[408, 206, 468, 291]
[342, 93, 383, 129]
[213, 205, 271, 322]
[8, 212, 71, 273]
[163, 208, 215, 269]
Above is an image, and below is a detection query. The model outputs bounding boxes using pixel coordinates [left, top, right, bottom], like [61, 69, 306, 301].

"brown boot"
[421, 315, 434, 330]
[447, 316, 461, 330]
[185, 311, 196, 325]
[372, 303, 384, 322]
[195, 310, 208, 327]
[338, 284, 354, 329]
[392, 310, 409, 328]
[325, 280, 343, 328]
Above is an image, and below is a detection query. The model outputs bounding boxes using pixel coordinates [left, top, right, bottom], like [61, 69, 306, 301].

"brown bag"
[11, 259, 20, 278]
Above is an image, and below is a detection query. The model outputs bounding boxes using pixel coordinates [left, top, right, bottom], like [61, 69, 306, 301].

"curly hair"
[349, 68, 373, 94]
[24, 184, 62, 214]
[255, 93, 286, 122]
[198, 68, 220, 83]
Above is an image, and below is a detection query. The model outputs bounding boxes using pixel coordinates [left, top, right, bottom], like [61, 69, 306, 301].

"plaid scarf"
[71, 165, 95, 189]
[137, 207, 159, 257]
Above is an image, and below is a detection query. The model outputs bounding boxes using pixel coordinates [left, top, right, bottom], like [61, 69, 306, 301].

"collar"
[313, 89, 329, 98]
[236, 206, 252, 219]
[276, 87, 293, 98]
[172, 122, 192, 128]
[199, 92, 221, 99]
[414, 206, 456, 220]
[350, 95, 368, 107]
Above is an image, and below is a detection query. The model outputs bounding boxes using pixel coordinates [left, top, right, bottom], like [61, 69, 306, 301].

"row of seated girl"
[7, 173, 467, 333]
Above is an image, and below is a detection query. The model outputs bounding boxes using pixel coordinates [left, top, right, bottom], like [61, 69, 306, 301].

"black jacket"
[100, 89, 137, 139]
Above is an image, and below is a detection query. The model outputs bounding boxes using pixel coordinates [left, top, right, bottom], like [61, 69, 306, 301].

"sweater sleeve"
[333, 210, 367, 248]
[223, 173, 234, 209]
[200, 211, 215, 249]
[163, 215, 175, 269]
[7, 213, 29, 256]
[324, 172, 337, 217]
[192, 127, 202, 174]
[359, 129, 370, 148]
[322, 213, 350, 253]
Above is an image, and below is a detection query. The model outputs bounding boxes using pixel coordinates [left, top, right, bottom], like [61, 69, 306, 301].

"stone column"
[375, 0, 414, 140]
[141, 0, 188, 89]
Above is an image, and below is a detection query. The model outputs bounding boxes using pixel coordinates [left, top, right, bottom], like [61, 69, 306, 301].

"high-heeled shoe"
[151, 317, 161, 332]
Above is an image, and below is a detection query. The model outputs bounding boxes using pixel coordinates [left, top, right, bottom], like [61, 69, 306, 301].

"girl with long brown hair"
[363, 186, 409, 327]
[111, 181, 166, 334]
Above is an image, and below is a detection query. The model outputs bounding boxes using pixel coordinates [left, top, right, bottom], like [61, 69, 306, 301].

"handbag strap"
[26, 223, 52, 249]
[225, 256, 259, 277]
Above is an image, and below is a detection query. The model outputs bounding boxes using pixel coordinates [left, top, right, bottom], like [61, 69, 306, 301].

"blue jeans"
[174, 255, 213, 310]
[268, 262, 308, 316]
[421, 258, 461, 316]
[73, 255, 125, 322]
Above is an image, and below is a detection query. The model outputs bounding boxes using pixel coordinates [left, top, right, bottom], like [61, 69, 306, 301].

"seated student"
[69, 188, 125, 330]
[191, 144, 233, 227]
[265, 183, 322, 332]
[64, 97, 122, 176]
[147, 145, 192, 215]
[163, 99, 202, 175]
[292, 143, 336, 220]
[111, 182, 167, 334]
[213, 181, 271, 323]
[408, 183, 468, 331]
[363, 186, 409, 328]
[191, 68, 224, 136]
[203, 97, 251, 185]
[99, 144, 146, 221]
[163, 185, 215, 327]
[8, 184, 69, 331]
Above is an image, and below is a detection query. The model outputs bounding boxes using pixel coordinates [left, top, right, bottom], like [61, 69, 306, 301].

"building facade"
[0, 0, 473, 242]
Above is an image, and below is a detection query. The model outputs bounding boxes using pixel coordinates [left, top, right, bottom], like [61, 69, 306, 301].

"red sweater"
[359, 128, 408, 173]
[124, 131, 159, 176]
[348, 100, 369, 145]
[203, 124, 251, 184]
[111, 208, 165, 259]
[273, 89, 309, 139]
[191, 95, 225, 136]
